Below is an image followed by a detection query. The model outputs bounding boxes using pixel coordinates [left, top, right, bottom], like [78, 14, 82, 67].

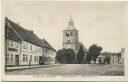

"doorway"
[15, 55, 19, 66]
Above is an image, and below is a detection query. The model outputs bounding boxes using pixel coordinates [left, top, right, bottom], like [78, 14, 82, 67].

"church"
[62, 16, 87, 60]
[63, 16, 79, 53]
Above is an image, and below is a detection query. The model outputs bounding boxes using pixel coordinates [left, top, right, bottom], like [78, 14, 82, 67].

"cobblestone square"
[5, 64, 124, 76]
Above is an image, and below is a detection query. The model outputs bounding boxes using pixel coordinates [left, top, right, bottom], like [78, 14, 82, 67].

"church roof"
[64, 26, 78, 31]
[63, 16, 78, 32]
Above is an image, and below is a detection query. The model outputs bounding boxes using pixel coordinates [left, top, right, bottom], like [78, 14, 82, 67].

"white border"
[1, 0, 128, 81]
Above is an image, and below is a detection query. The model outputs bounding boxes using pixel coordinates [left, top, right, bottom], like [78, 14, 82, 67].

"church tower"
[63, 16, 79, 54]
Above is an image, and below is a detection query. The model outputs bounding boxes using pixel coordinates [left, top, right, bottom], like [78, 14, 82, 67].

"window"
[7, 42, 10, 46]
[36, 56, 38, 61]
[30, 55, 32, 61]
[43, 48, 45, 53]
[67, 40, 70, 43]
[26, 55, 28, 61]
[35, 46, 36, 52]
[71, 32, 73, 36]
[11, 41, 13, 47]
[23, 54, 25, 61]
[30, 45, 32, 50]
[23, 45, 25, 49]
[34, 56, 36, 61]
[36, 46, 38, 51]
[6, 54, 9, 62]
[37, 56, 38, 61]
[66, 33, 69, 37]
[45, 49, 48, 54]
[16, 43, 19, 48]
[40, 48, 42, 52]
[11, 54, 13, 62]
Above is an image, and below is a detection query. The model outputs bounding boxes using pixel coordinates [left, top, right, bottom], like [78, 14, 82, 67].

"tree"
[55, 48, 76, 64]
[86, 44, 102, 64]
[86, 52, 92, 64]
[65, 49, 76, 64]
[77, 45, 85, 64]
[56, 49, 67, 64]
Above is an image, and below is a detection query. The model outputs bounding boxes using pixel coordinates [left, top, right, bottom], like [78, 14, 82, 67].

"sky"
[2, 1, 126, 52]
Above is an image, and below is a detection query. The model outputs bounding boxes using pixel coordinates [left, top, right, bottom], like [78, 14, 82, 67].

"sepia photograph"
[1, 0, 128, 81]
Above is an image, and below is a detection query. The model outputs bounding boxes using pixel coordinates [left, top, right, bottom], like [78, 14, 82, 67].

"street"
[5, 64, 124, 76]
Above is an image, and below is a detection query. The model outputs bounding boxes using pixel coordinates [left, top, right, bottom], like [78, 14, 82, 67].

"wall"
[42, 47, 56, 64]
[63, 30, 79, 53]
[20, 41, 42, 65]
[5, 39, 21, 66]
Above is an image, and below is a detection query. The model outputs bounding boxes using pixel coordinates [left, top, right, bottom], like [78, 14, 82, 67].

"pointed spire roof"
[69, 15, 73, 22]
[64, 15, 78, 32]
[68, 15, 74, 26]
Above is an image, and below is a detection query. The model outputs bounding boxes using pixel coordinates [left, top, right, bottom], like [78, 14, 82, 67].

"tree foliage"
[55, 48, 76, 64]
[86, 44, 102, 64]
[77, 45, 85, 64]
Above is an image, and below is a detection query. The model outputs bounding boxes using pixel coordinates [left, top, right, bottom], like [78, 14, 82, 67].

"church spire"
[68, 15, 74, 26]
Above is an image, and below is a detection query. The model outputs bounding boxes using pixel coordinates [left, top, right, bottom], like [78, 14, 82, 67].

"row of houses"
[97, 48, 125, 64]
[5, 17, 56, 67]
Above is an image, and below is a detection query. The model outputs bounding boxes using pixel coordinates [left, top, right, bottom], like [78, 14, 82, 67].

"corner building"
[5, 17, 56, 66]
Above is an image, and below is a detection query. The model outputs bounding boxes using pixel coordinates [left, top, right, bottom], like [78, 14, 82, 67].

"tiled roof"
[40, 39, 56, 51]
[5, 18, 22, 42]
[5, 18, 42, 47]
[5, 17, 56, 52]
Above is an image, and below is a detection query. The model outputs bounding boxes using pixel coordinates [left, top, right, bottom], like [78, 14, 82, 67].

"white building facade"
[5, 17, 56, 67]
[20, 41, 42, 65]
[40, 39, 56, 64]
[5, 39, 21, 66]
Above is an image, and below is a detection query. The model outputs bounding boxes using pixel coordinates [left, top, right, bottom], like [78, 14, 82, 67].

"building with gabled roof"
[5, 17, 56, 66]
[39, 39, 56, 64]
[5, 17, 42, 47]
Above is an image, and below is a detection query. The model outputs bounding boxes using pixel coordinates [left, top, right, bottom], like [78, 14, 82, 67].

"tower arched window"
[66, 32, 69, 37]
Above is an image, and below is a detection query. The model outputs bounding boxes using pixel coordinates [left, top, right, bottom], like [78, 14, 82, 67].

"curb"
[6, 64, 60, 71]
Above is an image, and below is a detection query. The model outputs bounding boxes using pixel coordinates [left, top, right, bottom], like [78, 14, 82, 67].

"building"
[121, 48, 125, 64]
[97, 49, 125, 64]
[62, 16, 87, 60]
[63, 16, 79, 54]
[5, 17, 56, 66]
[40, 39, 56, 64]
